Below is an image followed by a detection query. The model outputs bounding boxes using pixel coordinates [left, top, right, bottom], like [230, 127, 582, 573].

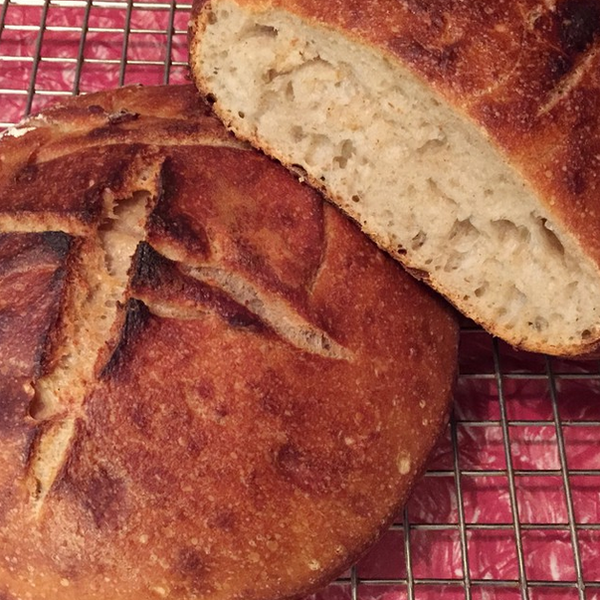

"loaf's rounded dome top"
[0, 84, 457, 600]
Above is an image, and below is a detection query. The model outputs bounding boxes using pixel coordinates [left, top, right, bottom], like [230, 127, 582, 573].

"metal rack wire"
[1, 0, 599, 598]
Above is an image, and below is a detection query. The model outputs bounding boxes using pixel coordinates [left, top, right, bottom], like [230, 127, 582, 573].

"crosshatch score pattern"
[0, 0, 599, 598]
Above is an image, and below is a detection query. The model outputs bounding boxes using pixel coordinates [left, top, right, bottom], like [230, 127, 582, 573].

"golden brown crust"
[0, 85, 458, 600]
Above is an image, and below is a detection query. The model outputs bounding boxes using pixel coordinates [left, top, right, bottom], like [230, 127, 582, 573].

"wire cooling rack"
[1, 0, 599, 598]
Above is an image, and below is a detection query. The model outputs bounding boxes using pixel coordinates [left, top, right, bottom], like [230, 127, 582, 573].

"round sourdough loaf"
[0, 85, 457, 600]
[189, 0, 600, 356]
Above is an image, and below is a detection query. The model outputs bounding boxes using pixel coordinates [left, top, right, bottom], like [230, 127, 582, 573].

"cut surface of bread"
[0, 85, 457, 600]
[189, 0, 600, 356]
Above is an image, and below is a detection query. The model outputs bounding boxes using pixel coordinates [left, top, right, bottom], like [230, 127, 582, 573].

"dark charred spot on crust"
[0, 233, 75, 425]
[107, 109, 140, 125]
[530, 0, 600, 95]
[131, 242, 198, 303]
[149, 157, 211, 259]
[100, 299, 151, 380]
[130, 400, 153, 431]
[275, 443, 301, 471]
[41, 231, 73, 258]
[129, 242, 175, 292]
[80, 184, 106, 224]
[556, 0, 600, 54]
[149, 211, 211, 259]
[275, 443, 318, 492]
[14, 163, 38, 184]
[196, 281, 268, 331]
[205, 93, 217, 105]
[546, 50, 573, 80]
[390, 38, 459, 76]
[210, 508, 235, 531]
[219, 299, 265, 330]
[78, 465, 127, 529]
[176, 546, 210, 590]
[87, 104, 106, 115]
[438, 44, 459, 72]
[178, 547, 205, 573]
[214, 403, 228, 418]
[157, 156, 180, 205]
[195, 379, 215, 400]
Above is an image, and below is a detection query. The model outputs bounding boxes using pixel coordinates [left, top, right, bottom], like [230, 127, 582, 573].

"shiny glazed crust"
[0, 85, 458, 600]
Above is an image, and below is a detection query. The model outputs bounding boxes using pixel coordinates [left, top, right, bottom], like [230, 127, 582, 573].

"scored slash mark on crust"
[185, 264, 352, 360]
[11, 146, 350, 514]
[24, 173, 155, 511]
[532, 0, 600, 115]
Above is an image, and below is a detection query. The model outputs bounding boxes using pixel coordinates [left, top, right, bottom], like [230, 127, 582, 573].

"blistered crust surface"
[0, 85, 458, 600]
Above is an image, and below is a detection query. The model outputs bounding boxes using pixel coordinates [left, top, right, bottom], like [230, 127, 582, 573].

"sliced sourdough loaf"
[0, 84, 457, 600]
[189, 0, 600, 356]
